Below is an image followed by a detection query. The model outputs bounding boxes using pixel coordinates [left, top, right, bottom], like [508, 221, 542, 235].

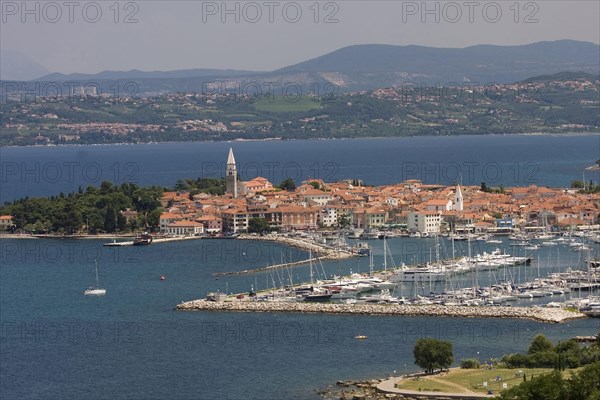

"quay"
[103, 235, 203, 246]
[175, 299, 585, 323]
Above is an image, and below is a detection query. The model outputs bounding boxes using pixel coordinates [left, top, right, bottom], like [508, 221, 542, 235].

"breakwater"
[213, 257, 319, 276]
[176, 299, 585, 323]
[237, 234, 355, 260]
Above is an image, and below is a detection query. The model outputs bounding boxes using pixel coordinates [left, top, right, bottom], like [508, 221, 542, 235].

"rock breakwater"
[175, 300, 585, 323]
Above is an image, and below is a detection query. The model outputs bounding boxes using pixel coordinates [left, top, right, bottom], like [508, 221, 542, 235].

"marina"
[177, 230, 600, 324]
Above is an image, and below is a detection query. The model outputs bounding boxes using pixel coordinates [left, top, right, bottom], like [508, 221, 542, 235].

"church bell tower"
[226, 147, 238, 198]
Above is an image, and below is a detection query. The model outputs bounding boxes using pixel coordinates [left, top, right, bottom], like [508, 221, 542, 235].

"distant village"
[153, 149, 600, 237]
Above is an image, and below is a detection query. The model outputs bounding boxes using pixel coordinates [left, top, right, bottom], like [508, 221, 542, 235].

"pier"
[103, 235, 204, 246]
[236, 233, 355, 260]
[213, 257, 321, 276]
[175, 299, 585, 323]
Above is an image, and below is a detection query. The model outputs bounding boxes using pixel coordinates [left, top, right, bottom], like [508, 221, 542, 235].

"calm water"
[1, 237, 599, 399]
[1, 134, 599, 202]
[1, 135, 600, 399]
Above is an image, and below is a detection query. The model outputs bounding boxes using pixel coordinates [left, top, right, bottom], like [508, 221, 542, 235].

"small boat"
[516, 292, 533, 299]
[580, 304, 600, 318]
[354, 335, 368, 340]
[103, 239, 126, 246]
[303, 293, 333, 302]
[84, 259, 106, 296]
[133, 233, 153, 245]
[160, 275, 166, 281]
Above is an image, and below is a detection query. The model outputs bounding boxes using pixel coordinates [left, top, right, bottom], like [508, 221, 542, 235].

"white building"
[165, 220, 204, 236]
[318, 207, 338, 227]
[301, 189, 332, 206]
[385, 198, 399, 207]
[408, 211, 442, 234]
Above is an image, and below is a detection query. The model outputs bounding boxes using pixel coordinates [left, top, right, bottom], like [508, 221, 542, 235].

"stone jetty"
[213, 257, 320, 276]
[176, 299, 585, 323]
[237, 234, 355, 260]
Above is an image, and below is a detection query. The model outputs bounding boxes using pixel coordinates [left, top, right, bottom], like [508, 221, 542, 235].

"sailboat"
[84, 259, 106, 296]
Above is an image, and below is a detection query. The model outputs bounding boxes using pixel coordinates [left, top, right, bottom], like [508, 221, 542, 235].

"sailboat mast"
[95, 259, 99, 286]
[383, 237, 388, 272]
[309, 249, 314, 284]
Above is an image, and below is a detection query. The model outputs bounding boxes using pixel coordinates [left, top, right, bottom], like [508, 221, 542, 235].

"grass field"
[252, 96, 322, 113]
[397, 368, 556, 394]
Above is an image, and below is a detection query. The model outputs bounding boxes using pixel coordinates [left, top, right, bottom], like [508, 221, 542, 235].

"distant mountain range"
[38, 68, 259, 81]
[3, 40, 599, 94]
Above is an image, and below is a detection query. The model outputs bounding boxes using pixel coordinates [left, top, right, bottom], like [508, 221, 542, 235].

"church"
[225, 148, 273, 197]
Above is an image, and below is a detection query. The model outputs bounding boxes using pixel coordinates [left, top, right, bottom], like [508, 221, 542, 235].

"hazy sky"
[1, 0, 599, 73]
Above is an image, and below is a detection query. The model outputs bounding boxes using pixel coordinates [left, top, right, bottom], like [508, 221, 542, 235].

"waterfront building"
[221, 207, 249, 233]
[165, 220, 204, 236]
[279, 205, 318, 231]
[318, 207, 338, 227]
[159, 212, 185, 233]
[0, 215, 14, 230]
[407, 211, 442, 234]
[195, 214, 222, 234]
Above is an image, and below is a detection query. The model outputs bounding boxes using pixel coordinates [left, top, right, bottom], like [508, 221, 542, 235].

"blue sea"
[1, 134, 599, 203]
[1, 135, 600, 399]
[1, 235, 599, 400]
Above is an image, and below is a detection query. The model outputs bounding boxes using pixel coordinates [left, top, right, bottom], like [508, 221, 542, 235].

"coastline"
[1, 131, 597, 149]
[175, 300, 586, 324]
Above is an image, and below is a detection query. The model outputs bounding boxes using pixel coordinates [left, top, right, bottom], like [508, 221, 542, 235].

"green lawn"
[252, 96, 321, 113]
[397, 368, 556, 394]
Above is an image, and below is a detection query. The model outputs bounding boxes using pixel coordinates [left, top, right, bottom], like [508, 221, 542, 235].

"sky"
[1, 0, 599, 74]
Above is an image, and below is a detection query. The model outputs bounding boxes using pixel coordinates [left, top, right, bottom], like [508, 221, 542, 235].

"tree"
[460, 358, 480, 369]
[116, 212, 127, 232]
[104, 207, 117, 233]
[567, 361, 600, 400]
[499, 370, 567, 400]
[500, 362, 600, 400]
[571, 180, 584, 189]
[279, 178, 296, 191]
[413, 338, 454, 374]
[528, 334, 554, 354]
[248, 218, 270, 234]
[337, 214, 351, 229]
[146, 209, 162, 231]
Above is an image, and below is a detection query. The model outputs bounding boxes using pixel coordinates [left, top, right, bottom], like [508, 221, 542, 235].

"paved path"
[376, 375, 495, 399]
